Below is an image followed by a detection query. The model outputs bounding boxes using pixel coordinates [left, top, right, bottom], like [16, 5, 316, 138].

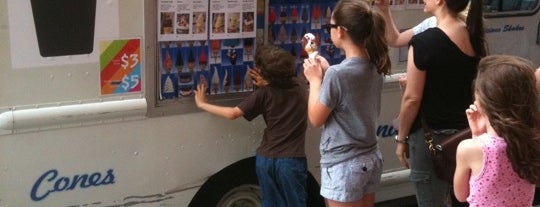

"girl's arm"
[306, 81, 331, 128]
[303, 56, 331, 128]
[454, 140, 473, 202]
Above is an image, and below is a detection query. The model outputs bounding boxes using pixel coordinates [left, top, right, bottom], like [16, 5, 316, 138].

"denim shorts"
[320, 151, 383, 202]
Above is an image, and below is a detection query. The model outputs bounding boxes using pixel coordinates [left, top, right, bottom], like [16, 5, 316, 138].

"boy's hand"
[248, 68, 268, 87]
[194, 75, 208, 108]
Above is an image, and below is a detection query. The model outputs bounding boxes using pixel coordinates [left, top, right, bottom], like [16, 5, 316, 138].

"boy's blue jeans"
[255, 154, 307, 207]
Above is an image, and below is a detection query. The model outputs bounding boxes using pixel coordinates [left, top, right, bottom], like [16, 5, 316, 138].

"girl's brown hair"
[332, 0, 391, 75]
[475, 55, 540, 184]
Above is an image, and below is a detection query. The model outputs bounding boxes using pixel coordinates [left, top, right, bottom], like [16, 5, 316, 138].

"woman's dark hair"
[475, 55, 540, 184]
[447, 0, 488, 57]
[254, 45, 296, 87]
[332, 0, 391, 75]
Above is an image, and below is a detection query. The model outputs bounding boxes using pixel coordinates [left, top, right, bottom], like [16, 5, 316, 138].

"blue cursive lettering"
[377, 124, 398, 138]
[485, 27, 502, 33]
[30, 169, 115, 201]
[503, 24, 525, 32]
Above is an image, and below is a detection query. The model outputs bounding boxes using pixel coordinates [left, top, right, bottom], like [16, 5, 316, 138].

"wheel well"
[188, 156, 325, 207]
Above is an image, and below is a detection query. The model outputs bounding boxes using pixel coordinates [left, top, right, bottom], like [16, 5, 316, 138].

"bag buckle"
[425, 131, 437, 155]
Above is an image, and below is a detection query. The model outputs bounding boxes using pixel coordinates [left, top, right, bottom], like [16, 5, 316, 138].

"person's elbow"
[224, 113, 241, 120]
[455, 192, 467, 202]
[402, 94, 421, 108]
[453, 179, 469, 203]
[225, 107, 244, 120]
[387, 33, 412, 48]
[387, 40, 406, 48]
[308, 117, 324, 128]
[453, 181, 469, 203]
[307, 111, 327, 128]
[453, 173, 470, 202]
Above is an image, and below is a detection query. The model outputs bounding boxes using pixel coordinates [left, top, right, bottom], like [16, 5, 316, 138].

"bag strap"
[421, 118, 437, 155]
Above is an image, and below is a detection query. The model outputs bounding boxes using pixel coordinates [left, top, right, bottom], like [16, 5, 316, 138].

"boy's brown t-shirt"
[237, 81, 308, 158]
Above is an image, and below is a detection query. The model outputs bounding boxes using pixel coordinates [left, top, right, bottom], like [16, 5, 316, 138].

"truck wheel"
[188, 157, 325, 207]
[216, 184, 261, 206]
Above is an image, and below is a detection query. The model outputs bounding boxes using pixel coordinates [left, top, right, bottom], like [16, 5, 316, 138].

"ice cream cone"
[303, 33, 318, 59]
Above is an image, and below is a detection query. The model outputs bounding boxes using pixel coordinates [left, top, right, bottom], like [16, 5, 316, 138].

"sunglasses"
[324, 24, 339, 34]
[323, 24, 349, 34]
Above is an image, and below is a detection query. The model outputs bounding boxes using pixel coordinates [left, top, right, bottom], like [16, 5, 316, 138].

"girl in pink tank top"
[453, 55, 540, 206]
[467, 133, 534, 206]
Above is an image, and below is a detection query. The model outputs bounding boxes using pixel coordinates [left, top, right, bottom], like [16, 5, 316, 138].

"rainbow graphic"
[100, 39, 142, 95]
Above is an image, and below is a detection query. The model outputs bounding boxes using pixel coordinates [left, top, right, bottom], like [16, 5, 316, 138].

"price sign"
[100, 39, 142, 95]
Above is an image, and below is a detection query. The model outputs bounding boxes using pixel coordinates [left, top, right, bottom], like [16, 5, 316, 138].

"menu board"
[158, 0, 257, 99]
[268, 0, 344, 80]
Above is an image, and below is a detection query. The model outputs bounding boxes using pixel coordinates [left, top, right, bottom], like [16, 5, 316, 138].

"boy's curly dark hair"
[254, 45, 296, 88]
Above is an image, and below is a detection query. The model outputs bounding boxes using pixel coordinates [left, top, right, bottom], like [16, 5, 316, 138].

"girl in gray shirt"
[303, 0, 391, 206]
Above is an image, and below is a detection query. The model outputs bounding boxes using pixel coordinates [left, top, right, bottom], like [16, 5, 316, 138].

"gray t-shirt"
[318, 57, 383, 167]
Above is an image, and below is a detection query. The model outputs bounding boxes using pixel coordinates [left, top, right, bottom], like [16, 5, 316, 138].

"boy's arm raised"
[194, 76, 244, 120]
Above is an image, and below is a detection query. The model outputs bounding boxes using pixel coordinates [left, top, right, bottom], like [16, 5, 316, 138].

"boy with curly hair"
[194, 45, 309, 207]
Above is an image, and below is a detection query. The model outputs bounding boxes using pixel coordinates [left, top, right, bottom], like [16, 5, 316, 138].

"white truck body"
[0, 0, 538, 206]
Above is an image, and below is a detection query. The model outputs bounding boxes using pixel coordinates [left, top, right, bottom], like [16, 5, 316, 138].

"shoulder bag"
[422, 119, 472, 184]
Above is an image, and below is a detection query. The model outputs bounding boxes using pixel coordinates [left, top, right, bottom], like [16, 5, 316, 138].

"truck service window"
[156, 2, 259, 99]
[484, 0, 539, 13]
[149, 0, 348, 115]
[148, 1, 262, 116]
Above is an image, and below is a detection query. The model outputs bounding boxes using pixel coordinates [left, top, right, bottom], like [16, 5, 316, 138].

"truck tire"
[188, 157, 325, 207]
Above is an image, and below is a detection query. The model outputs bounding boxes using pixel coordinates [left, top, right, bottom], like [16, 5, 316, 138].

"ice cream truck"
[0, 0, 539, 206]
